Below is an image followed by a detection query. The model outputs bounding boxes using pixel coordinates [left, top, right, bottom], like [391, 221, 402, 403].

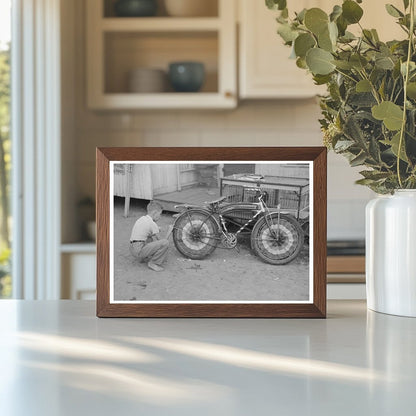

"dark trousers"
[130, 239, 169, 266]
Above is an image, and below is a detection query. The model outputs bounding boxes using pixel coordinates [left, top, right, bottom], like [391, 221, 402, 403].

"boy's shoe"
[148, 262, 164, 272]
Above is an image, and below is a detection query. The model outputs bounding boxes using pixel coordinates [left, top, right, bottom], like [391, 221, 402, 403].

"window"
[0, 0, 11, 298]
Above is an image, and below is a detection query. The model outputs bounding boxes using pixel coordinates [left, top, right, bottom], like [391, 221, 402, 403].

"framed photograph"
[96, 147, 327, 318]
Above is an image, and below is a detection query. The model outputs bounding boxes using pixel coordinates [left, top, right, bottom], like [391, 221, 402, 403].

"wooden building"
[114, 163, 309, 215]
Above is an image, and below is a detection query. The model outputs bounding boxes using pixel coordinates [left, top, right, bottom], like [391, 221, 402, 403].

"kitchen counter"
[0, 300, 415, 415]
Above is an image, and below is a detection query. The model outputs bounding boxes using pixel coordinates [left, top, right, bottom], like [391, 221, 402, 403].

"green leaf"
[382, 132, 409, 162]
[356, 79, 372, 92]
[342, 0, 364, 24]
[378, 78, 386, 100]
[403, 0, 410, 10]
[296, 8, 307, 23]
[407, 82, 416, 99]
[371, 29, 380, 42]
[266, 0, 287, 11]
[363, 29, 376, 46]
[370, 67, 386, 85]
[318, 27, 334, 52]
[306, 48, 335, 75]
[360, 170, 391, 181]
[330, 5, 342, 22]
[333, 60, 353, 70]
[328, 21, 338, 44]
[304, 8, 329, 35]
[294, 33, 316, 58]
[277, 23, 298, 43]
[355, 178, 377, 186]
[348, 92, 377, 107]
[350, 152, 368, 167]
[296, 57, 308, 69]
[401, 61, 416, 76]
[344, 114, 367, 147]
[313, 74, 332, 85]
[336, 15, 348, 36]
[334, 140, 355, 151]
[372, 101, 404, 131]
[385, 4, 404, 18]
[350, 54, 368, 70]
[339, 31, 356, 43]
[369, 136, 382, 163]
[375, 55, 395, 70]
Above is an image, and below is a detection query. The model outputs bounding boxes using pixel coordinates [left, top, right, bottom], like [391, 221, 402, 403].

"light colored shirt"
[130, 215, 159, 241]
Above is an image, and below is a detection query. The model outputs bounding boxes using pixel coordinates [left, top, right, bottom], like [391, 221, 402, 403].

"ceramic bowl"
[114, 0, 158, 17]
[168, 62, 205, 92]
[128, 68, 167, 93]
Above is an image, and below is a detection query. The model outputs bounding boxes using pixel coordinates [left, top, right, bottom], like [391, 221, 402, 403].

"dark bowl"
[168, 62, 205, 93]
[114, 0, 158, 17]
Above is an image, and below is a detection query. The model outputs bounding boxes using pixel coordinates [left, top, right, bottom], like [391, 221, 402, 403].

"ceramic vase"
[366, 190, 416, 317]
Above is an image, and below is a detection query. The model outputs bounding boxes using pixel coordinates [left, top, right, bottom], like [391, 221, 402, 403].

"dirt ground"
[113, 198, 310, 302]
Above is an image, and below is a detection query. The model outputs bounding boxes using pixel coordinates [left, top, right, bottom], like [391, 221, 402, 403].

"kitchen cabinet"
[238, 0, 404, 99]
[86, 0, 237, 109]
[61, 245, 96, 300]
[238, 0, 325, 99]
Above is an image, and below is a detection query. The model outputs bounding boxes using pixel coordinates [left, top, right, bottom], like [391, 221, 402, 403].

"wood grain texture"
[327, 256, 365, 274]
[96, 147, 327, 318]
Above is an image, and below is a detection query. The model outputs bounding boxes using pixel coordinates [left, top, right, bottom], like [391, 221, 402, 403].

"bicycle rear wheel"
[173, 210, 219, 259]
[251, 214, 304, 265]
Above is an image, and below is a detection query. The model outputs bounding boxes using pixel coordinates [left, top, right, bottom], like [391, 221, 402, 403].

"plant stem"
[334, 68, 358, 84]
[397, 0, 415, 188]
[358, 69, 381, 104]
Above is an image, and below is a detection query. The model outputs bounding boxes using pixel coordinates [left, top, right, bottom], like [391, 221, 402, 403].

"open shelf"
[103, 0, 219, 18]
[61, 243, 96, 254]
[102, 17, 221, 31]
[104, 31, 218, 94]
[92, 93, 234, 109]
[87, 0, 236, 109]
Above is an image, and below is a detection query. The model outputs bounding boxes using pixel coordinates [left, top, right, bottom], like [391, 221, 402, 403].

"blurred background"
[1, 0, 403, 300]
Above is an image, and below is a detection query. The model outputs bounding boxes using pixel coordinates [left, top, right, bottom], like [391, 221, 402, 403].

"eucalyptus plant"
[266, 0, 416, 193]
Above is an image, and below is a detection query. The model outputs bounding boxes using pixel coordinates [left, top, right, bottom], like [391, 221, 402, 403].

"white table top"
[0, 300, 415, 416]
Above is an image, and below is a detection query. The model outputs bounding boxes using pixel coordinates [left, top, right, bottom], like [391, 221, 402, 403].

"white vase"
[366, 190, 416, 317]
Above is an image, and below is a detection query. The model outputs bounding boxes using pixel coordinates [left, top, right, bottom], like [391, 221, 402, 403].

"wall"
[61, 0, 374, 243]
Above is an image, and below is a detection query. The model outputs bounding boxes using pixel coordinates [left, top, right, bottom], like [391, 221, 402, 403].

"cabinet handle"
[224, 91, 234, 99]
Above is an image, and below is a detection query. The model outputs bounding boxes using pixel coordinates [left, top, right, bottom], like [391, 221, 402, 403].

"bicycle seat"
[205, 196, 227, 205]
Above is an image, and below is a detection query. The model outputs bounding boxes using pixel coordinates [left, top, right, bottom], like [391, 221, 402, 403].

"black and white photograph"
[109, 161, 312, 304]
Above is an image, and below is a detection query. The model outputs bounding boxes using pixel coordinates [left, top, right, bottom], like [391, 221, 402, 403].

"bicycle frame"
[176, 188, 281, 244]
[172, 187, 305, 264]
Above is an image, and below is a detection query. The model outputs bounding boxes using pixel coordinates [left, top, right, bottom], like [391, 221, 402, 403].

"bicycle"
[172, 186, 305, 265]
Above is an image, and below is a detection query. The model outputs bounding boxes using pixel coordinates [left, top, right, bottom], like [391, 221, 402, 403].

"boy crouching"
[129, 201, 169, 272]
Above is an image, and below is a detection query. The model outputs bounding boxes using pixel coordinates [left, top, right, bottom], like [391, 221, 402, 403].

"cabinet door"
[239, 0, 325, 99]
[239, 0, 404, 99]
[62, 253, 96, 300]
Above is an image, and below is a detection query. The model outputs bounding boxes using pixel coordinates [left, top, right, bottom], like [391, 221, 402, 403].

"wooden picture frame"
[96, 147, 327, 318]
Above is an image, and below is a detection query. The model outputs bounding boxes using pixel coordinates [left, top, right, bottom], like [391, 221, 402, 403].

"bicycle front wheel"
[251, 214, 304, 265]
[173, 210, 219, 259]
